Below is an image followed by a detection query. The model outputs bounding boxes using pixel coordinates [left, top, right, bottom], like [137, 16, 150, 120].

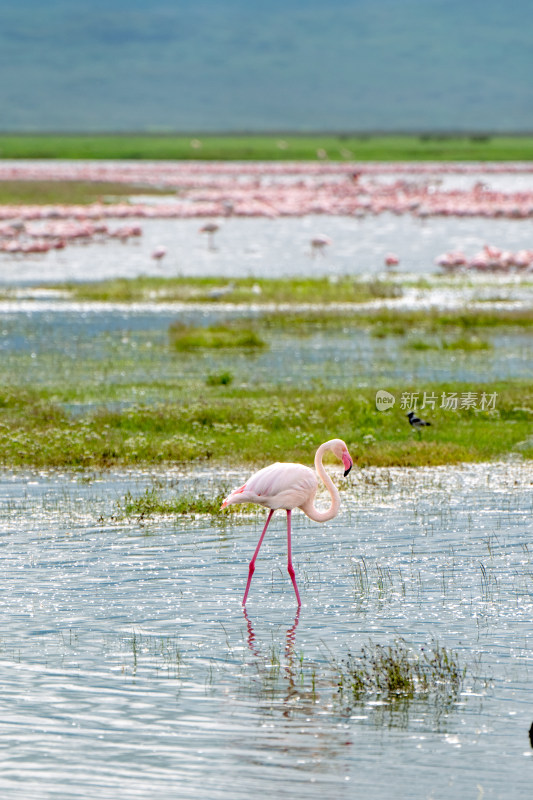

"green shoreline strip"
[1, 134, 533, 161]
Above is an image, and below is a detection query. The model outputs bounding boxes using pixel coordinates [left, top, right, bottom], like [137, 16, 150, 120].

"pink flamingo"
[221, 439, 353, 605]
[385, 252, 399, 268]
[199, 222, 219, 250]
[151, 245, 167, 261]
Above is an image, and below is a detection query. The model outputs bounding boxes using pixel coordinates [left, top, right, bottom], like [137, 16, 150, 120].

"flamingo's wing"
[222, 462, 318, 510]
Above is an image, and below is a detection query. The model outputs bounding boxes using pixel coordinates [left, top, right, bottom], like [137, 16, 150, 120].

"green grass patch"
[255, 306, 533, 338]
[58, 276, 402, 305]
[169, 321, 266, 350]
[0, 382, 531, 469]
[405, 339, 434, 351]
[406, 335, 493, 352]
[1, 133, 533, 161]
[0, 180, 173, 205]
[115, 487, 232, 519]
[206, 371, 234, 386]
[441, 336, 493, 351]
[364, 308, 533, 337]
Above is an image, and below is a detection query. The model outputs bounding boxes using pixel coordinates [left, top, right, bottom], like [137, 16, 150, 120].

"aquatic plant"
[406, 335, 493, 351]
[126, 631, 183, 679]
[169, 322, 266, 350]
[116, 487, 234, 519]
[206, 371, 234, 386]
[441, 336, 493, 351]
[334, 639, 464, 706]
[366, 308, 533, 332]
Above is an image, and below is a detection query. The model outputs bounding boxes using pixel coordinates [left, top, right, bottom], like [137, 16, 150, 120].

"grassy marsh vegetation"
[0, 382, 531, 470]
[162, 303, 533, 345]
[406, 335, 493, 352]
[169, 321, 266, 350]
[1, 277, 531, 470]
[58, 276, 402, 305]
[359, 307, 533, 334]
[46, 276, 533, 334]
[1, 134, 532, 161]
[0, 180, 172, 205]
[115, 487, 233, 519]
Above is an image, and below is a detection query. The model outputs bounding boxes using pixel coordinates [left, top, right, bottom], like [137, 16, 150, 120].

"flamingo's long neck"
[301, 443, 340, 522]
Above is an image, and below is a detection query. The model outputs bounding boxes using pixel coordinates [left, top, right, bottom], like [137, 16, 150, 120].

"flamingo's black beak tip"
[342, 452, 353, 477]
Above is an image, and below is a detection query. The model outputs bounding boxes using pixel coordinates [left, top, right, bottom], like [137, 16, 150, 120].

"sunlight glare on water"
[0, 462, 532, 799]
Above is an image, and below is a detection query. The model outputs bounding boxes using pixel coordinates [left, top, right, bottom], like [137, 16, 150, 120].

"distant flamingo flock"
[0, 220, 141, 254]
[1, 161, 532, 221]
[0, 161, 531, 270]
[436, 244, 533, 273]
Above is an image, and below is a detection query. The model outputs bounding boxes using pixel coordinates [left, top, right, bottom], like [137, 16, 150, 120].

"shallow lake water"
[1, 307, 532, 408]
[0, 461, 532, 799]
[2, 212, 533, 284]
[1, 165, 532, 797]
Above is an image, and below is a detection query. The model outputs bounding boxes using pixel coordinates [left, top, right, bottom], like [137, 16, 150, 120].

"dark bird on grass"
[407, 411, 432, 434]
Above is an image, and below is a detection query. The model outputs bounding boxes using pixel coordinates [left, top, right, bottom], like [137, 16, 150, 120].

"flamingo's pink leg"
[286, 510, 301, 606]
[243, 509, 274, 605]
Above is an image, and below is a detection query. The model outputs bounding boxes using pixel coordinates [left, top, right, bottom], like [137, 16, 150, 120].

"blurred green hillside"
[0, 0, 531, 134]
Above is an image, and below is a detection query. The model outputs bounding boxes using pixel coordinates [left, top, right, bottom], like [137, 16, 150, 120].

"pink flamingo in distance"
[199, 221, 219, 250]
[221, 439, 353, 605]
[310, 234, 331, 257]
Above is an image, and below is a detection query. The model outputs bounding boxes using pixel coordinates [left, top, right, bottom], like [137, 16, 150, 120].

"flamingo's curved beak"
[342, 451, 353, 477]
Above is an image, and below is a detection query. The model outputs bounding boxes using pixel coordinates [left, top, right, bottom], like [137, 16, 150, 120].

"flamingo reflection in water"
[222, 439, 353, 605]
[244, 607, 303, 714]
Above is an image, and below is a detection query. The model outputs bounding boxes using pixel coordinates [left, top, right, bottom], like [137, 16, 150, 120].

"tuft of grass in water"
[406, 335, 493, 352]
[335, 639, 464, 706]
[246, 636, 473, 724]
[169, 321, 266, 350]
[441, 336, 492, 351]
[206, 371, 234, 386]
[126, 631, 183, 679]
[371, 321, 411, 338]
[364, 308, 533, 333]
[115, 487, 231, 519]
[406, 339, 435, 350]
